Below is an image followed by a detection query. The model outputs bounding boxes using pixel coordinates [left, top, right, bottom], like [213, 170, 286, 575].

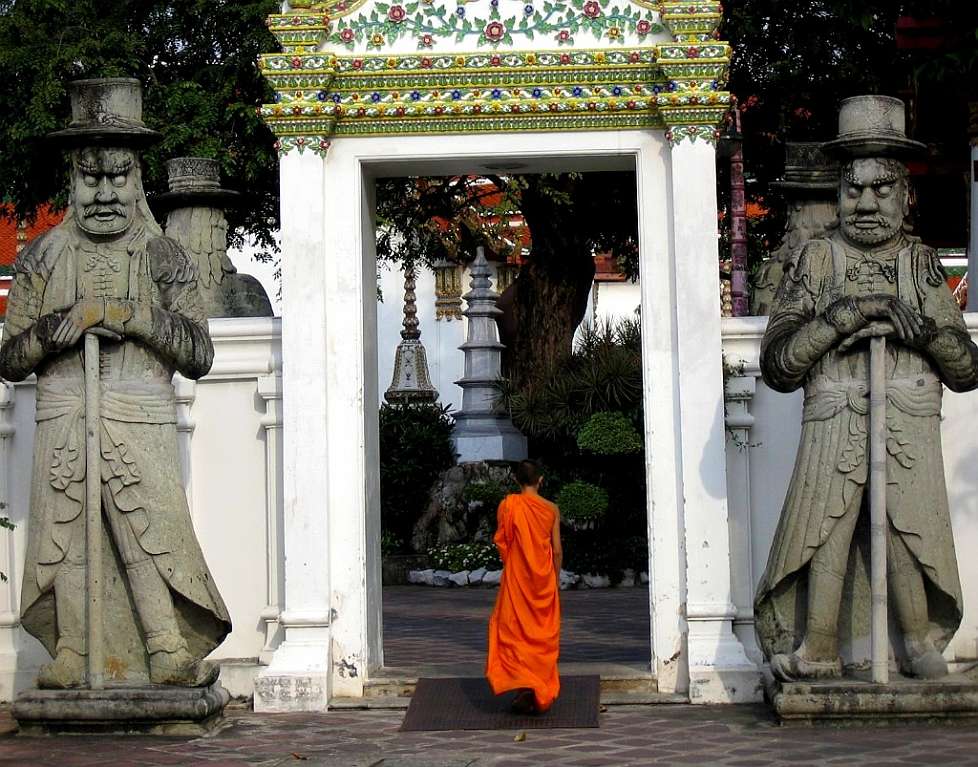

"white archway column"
[669, 137, 762, 703]
[254, 150, 333, 712]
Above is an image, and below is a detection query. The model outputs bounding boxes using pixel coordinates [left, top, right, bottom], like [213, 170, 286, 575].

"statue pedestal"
[12, 682, 230, 735]
[763, 668, 978, 723]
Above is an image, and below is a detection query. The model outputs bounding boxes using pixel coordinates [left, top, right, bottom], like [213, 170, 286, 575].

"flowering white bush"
[428, 542, 501, 572]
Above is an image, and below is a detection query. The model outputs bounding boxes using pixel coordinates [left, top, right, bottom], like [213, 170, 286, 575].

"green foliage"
[500, 318, 643, 442]
[0, 0, 281, 260]
[555, 481, 609, 525]
[428, 542, 501, 573]
[576, 411, 643, 456]
[379, 403, 456, 552]
[380, 530, 403, 557]
[498, 317, 648, 579]
[462, 479, 509, 512]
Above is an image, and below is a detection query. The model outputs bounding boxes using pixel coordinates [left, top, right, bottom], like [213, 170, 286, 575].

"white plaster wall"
[376, 262, 464, 412]
[723, 314, 978, 669]
[0, 318, 282, 700]
[592, 280, 642, 325]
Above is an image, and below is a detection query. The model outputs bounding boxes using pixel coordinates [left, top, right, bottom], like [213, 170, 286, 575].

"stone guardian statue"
[0, 79, 230, 690]
[751, 143, 839, 315]
[755, 96, 978, 681]
[156, 157, 273, 318]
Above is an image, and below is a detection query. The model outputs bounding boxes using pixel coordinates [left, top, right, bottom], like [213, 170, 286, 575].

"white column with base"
[254, 150, 332, 712]
[0, 384, 19, 702]
[719, 332, 764, 667]
[670, 138, 762, 703]
[316, 142, 384, 698]
[257, 373, 284, 666]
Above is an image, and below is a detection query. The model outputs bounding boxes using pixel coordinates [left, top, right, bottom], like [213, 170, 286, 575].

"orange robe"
[485, 493, 561, 711]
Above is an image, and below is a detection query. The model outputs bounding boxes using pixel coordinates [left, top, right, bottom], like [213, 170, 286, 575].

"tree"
[0, 0, 281, 257]
[375, 172, 639, 388]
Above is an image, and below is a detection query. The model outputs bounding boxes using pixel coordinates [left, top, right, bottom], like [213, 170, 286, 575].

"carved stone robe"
[0, 220, 230, 679]
[755, 233, 978, 664]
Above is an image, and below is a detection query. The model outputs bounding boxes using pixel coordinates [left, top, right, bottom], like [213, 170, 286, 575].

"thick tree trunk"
[502, 180, 596, 389]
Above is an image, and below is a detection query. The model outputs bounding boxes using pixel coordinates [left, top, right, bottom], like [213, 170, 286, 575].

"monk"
[486, 459, 562, 714]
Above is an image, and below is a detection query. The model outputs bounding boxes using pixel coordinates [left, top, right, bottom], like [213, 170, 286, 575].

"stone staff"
[869, 335, 888, 684]
[838, 323, 893, 683]
[83, 326, 120, 690]
[84, 331, 103, 690]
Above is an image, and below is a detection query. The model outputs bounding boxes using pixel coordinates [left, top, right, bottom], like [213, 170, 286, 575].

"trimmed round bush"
[576, 411, 643, 455]
[556, 480, 609, 526]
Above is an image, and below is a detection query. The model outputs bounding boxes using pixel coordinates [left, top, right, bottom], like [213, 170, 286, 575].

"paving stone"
[7, 699, 978, 766]
[382, 586, 651, 668]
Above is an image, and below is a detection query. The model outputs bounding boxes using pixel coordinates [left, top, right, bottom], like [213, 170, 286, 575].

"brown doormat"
[399, 675, 600, 732]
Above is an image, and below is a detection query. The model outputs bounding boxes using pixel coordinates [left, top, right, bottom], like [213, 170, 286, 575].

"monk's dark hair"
[515, 459, 542, 487]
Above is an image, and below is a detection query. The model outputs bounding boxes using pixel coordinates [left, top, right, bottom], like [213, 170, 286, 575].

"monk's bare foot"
[37, 648, 86, 689]
[771, 651, 842, 682]
[510, 690, 537, 715]
[903, 637, 948, 679]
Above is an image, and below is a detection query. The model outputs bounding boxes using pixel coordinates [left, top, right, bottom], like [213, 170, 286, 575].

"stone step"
[330, 696, 414, 710]
[359, 663, 669, 703]
[330, 690, 686, 710]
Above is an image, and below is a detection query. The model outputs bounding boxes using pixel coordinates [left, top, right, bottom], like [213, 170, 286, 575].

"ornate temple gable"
[258, 0, 730, 152]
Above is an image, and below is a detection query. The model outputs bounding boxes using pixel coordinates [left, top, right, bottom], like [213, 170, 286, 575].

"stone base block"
[689, 667, 764, 704]
[13, 682, 230, 735]
[217, 658, 262, 699]
[453, 431, 527, 463]
[253, 672, 329, 712]
[763, 668, 978, 724]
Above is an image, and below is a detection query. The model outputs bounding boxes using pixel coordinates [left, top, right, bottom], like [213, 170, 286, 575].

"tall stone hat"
[152, 157, 242, 213]
[48, 78, 161, 147]
[822, 95, 925, 159]
[771, 142, 839, 196]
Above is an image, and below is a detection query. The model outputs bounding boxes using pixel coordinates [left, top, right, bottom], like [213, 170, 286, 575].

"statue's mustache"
[82, 203, 126, 219]
[845, 214, 893, 228]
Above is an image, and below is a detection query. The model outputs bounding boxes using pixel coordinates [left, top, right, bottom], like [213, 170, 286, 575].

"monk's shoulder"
[536, 497, 560, 520]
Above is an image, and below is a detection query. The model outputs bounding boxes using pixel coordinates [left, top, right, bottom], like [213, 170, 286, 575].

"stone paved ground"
[6, 703, 978, 766]
[382, 585, 652, 668]
[5, 589, 978, 765]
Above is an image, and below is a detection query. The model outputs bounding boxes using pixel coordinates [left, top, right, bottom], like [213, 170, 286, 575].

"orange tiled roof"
[0, 205, 64, 271]
[0, 205, 64, 319]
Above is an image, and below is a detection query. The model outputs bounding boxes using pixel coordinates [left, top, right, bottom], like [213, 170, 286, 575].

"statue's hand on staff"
[853, 294, 930, 346]
[838, 321, 898, 353]
[50, 299, 106, 350]
[102, 299, 136, 337]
